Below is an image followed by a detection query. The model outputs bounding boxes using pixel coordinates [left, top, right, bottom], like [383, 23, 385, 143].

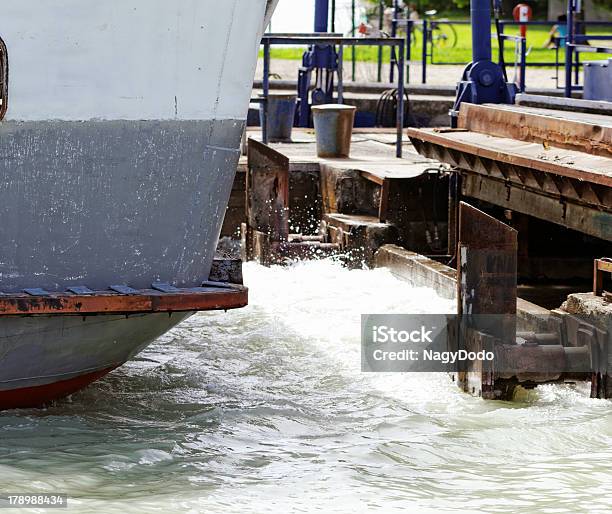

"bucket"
[259, 94, 297, 142]
[311, 104, 356, 158]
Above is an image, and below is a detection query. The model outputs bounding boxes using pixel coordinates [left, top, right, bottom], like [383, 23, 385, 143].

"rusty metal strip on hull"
[0, 284, 248, 316]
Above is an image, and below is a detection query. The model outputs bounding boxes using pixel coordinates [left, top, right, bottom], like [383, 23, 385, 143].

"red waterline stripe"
[0, 366, 117, 410]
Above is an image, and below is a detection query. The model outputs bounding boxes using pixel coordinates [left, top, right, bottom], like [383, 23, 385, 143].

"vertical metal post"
[406, 20, 412, 84]
[519, 37, 527, 93]
[574, 40, 580, 85]
[338, 44, 344, 104]
[564, 0, 575, 98]
[315, 0, 330, 32]
[377, 0, 384, 82]
[396, 40, 405, 159]
[421, 19, 427, 84]
[574, 19, 582, 86]
[331, 0, 336, 33]
[471, 0, 492, 62]
[262, 38, 270, 145]
[389, 0, 400, 83]
[351, 0, 356, 81]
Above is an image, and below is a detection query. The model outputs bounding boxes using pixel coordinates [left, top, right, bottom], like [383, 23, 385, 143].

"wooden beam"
[407, 128, 612, 188]
[457, 103, 612, 158]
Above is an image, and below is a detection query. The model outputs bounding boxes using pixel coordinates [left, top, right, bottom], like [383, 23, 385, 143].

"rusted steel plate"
[407, 128, 612, 188]
[0, 285, 247, 316]
[247, 138, 290, 242]
[457, 203, 517, 399]
[458, 103, 612, 158]
[458, 202, 517, 325]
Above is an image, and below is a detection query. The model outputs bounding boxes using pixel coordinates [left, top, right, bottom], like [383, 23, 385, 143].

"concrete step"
[324, 213, 398, 267]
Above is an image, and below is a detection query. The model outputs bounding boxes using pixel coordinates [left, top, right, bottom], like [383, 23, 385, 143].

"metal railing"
[260, 34, 406, 158]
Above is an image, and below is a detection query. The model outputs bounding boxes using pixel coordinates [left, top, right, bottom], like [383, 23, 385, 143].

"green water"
[1, 261, 611, 513]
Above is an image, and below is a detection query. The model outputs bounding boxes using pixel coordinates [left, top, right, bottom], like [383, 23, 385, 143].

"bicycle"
[410, 10, 458, 50]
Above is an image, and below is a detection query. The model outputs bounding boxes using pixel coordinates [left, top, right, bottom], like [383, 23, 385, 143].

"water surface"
[0, 261, 611, 513]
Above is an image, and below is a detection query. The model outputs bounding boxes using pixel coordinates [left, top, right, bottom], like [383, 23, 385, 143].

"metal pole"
[396, 40, 405, 159]
[406, 20, 412, 84]
[472, 0, 492, 62]
[351, 0, 356, 81]
[377, 1, 384, 82]
[422, 19, 427, 84]
[331, 0, 336, 33]
[315, 0, 330, 32]
[389, 0, 399, 83]
[564, 0, 574, 98]
[262, 39, 270, 145]
[574, 40, 580, 85]
[520, 37, 527, 93]
[499, 23, 505, 63]
[338, 44, 344, 104]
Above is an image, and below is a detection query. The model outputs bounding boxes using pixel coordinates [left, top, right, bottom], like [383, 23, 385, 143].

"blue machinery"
[296, 0, 518, 127]
[297, 0, 338, 127]
[450, 0, 517, 126]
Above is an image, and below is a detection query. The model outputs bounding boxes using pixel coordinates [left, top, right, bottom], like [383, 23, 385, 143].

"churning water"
[0, 261, 611, 513]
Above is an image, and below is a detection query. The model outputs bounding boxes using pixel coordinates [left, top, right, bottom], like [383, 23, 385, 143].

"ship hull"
[0, 119, 244, 291]
[0, 0, 277, 408]
[0, 312, 192, 409]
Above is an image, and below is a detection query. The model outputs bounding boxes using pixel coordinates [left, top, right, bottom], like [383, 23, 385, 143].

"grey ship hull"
[0, 0, 279, 408]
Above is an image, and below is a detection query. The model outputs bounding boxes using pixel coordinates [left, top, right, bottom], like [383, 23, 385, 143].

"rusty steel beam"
[461, 172, 612, 242]
[454, 203, 601, 400]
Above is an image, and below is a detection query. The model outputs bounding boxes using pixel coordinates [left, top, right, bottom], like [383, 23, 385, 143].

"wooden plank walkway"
[458, 103, 612, 158]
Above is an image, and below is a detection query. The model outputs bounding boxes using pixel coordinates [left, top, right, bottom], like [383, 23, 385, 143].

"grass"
[261, 23, 611, 68]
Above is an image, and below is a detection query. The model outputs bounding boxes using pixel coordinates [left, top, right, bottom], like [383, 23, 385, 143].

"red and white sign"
[513, 4, 533, 38]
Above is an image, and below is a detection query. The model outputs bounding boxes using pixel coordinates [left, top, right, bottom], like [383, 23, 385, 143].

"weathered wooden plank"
[515, 93, 612, 116]
[407, 128, 612, 187]
[458, 103, 612, 158]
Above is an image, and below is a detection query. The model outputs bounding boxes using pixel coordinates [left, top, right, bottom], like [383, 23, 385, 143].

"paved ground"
[256, 58, 580, 91]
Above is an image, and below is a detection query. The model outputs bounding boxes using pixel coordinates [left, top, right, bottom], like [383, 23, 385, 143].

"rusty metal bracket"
[594, 258, 612, 299]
